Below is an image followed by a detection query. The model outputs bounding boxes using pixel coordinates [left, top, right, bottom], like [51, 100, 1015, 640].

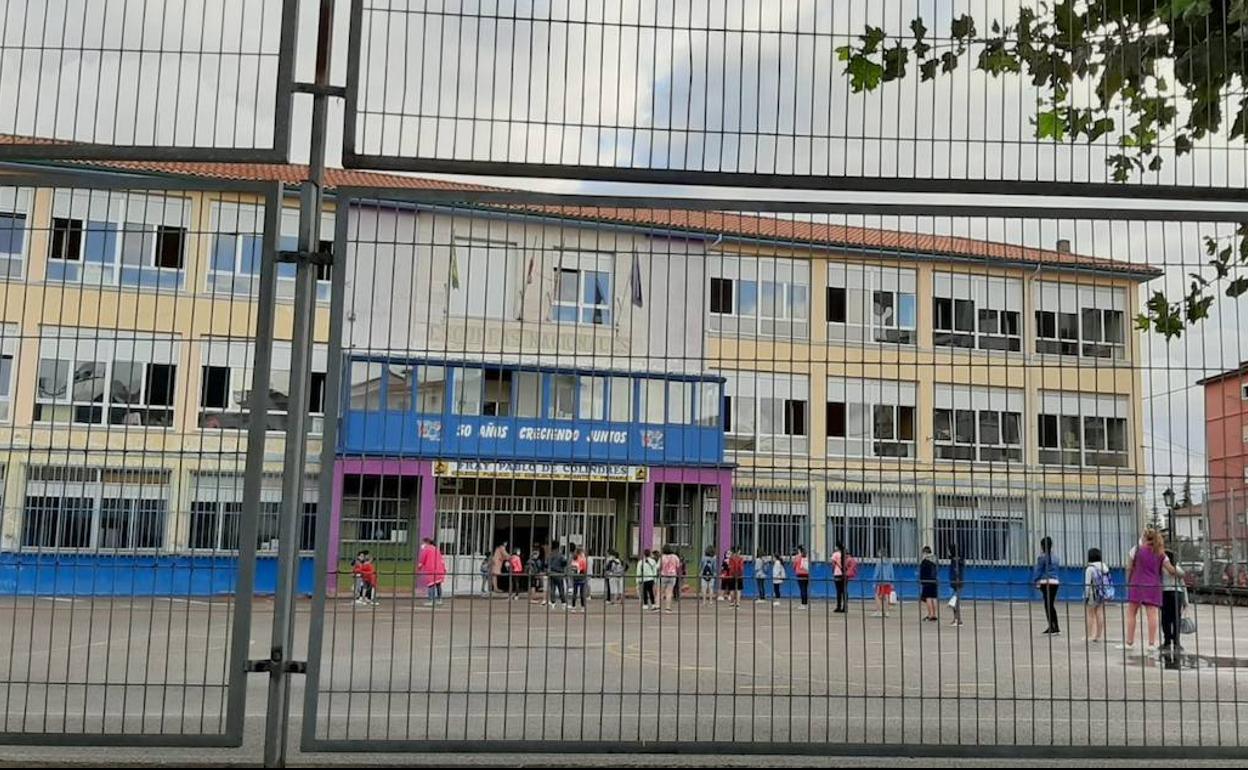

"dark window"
[1002, 411, 1021, 445]
[190, 502, 218, 549]
[722, 395, 732, 432]
[934, 409, 952, 441]
[1036, 310, 1056, 339]
[979, 410, 1000, 445]
[144, 363, 176, 408]
[827, 287, 847, 323]
[954, 299, 976, 332]
[155, 226, 185, 269]
[784, 399, 807, 436]
[710, 277, 734, 314]
[955, 410, 976, 444]
[827, 401, 846, 437]
[201, 365, 230, 409]
[1107, 418, 1128, 451]
[1084, 416, 1106, 450]
[873, 404, 895, 440]
[934, 298, 954, 329]
[1082, 308, 1103, 341]
[898, 406, 915, 441]
[1058, 312, 1079, 340]
[1061, 416, 1082, 449]
[309, 372, 327, 413]
[1001, 311, 1021, 336]
[1038, 414, 1058, 447]
[978, 308, 1000, 334]
[51, 218, 83, 261]
[316, 240, 333, 282]
[300, 502, 319, 551]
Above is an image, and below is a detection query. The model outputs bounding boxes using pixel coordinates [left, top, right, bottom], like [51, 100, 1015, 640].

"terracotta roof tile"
[0, 137, 1161, 279]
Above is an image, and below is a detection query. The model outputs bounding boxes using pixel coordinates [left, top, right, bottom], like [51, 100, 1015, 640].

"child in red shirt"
[352, 552, 378, 606]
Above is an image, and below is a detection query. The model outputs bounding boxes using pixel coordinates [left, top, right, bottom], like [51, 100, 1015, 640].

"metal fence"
[1, 0, 1248, 766]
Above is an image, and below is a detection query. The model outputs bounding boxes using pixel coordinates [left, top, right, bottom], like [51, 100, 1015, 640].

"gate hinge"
[276, 248, 334, 267]
[247, 659, 307, 675]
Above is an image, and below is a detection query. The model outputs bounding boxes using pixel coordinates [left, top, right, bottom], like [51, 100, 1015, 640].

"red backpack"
[845, 555, 859, 580]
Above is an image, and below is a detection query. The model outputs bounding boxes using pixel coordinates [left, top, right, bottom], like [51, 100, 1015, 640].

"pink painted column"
[718, 472, 733, 558]
[327, 462, 346, 584]
[639, 476, 656, 557]
[419, 461, 437, 541]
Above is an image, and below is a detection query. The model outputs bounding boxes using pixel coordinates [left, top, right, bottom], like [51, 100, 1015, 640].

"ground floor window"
[934, 494, 1026, 563]
[189, 471, 318, 553]
[21, 465, 169, 552]
[1037, 498, 1138, 568]
[826, 490, 919, 560]
[712, 486, 808, 558]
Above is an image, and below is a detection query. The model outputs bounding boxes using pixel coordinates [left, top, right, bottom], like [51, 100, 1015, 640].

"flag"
[449, 243, 460, 290]
[630, 253, 644, 308]
[515, 250, 536, 320]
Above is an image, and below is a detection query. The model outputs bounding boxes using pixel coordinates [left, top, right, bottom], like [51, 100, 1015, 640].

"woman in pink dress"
[418, 538, 447, 607]
[1123, 528, 1177, 652]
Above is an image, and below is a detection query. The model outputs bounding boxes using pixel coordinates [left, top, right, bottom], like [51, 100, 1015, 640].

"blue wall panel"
[0, 554, 317, 597]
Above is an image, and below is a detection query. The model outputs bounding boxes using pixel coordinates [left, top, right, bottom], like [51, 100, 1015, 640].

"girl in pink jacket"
[418, 538, 447, 607]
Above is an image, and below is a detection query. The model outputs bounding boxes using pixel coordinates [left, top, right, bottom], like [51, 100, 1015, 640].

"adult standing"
[604, 549, 625, 605]
[489, 541, 509, 595]
[546, 543, 568, 609]
[417, 538, 446, 607]
[659, 545, 681, 613]
[727, 548, 746, 608]
[1031, 536, 1061, 635]
[919, 546, 939, 622]
[754, 551, 772, 603]
[947, 543, 965, 627]
[1123, 528, 1176, 652]
[1161, 549, 1187, 652]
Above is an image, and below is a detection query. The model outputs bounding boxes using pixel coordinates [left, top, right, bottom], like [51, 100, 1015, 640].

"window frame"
[1037, 392, 1131, 469]
[826, 378, 918, 459]
[20, 467, 171, 552]
[1034, 282, 1129, 361]
[36, 356, 177, 428]
[709, 255, 811, 338]
[932, 273, 1023, 352]
[207, 202, 332, 301]
[550, 251, 614, 326]
[0, 187, 34, 279]
[198, 339, 328, 434]
[48, 191, 189, 289]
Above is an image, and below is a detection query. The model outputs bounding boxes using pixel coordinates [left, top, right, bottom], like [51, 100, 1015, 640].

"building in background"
[0, 156, 1162, 595]
[1199, 362, 1248, 561]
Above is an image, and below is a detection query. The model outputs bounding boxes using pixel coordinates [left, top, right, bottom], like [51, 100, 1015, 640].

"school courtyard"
[1, 593, 1246, 754]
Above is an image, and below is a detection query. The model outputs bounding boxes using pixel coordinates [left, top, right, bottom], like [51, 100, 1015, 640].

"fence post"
[263, 0, 337, 766]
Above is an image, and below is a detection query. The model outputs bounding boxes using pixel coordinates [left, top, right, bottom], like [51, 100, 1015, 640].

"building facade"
[0, 160, 1160, 595]
[1199, 363, 1248, 559]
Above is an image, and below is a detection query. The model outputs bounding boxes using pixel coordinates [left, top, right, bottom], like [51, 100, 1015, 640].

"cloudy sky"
[3, 0, 1245, 504]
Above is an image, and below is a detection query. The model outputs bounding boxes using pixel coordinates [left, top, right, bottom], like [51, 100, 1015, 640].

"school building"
[0, 155, 1160, 595]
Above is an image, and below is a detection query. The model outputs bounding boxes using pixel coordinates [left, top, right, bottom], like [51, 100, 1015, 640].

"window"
[713, 487, 808, 558]
[0, 187, 32, 278]
[483, 368, 512, 416]
[1038, 391, 1130, 468]
[21, 467, 171, 551]
[934, 385, 1024, 462]
[934, 495, 1026, 563]
[1241, 383, 1248, 400]
[191, 473, 318, 552]
[514, 371, 541, 418]
[198, 339, 327, 432]
[668, 381, 693, 424]
[452, 367, 483, 415]
[696, 381, 721, 427]
[209, 203, 332, 300]
[416, 365, 446, 414]
[551, 374, 576, 419]
[1038, 498, 1138, 568]
[639, 379, 665, 423]
[36, 334, 179, 428]
[448, 238, 520, 319]
[1034, 282, 1128, 360]
[551, 251, 613, 325]
[827, 491, 919, 559]
[609, 377, 632, 421]
[933, 272, 1022, 352]
[657, 485, 695, 548]
[709, 277, 734, 314]
[722, 371, 809, 453]
[580, 376, 606, 421]
[48, 191, 189, 289]
[827, 378, 917, 459]
[826, 265, 917, 344]
[709, 255, 810, 338]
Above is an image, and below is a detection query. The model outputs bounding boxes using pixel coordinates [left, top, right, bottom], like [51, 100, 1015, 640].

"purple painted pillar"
[419, 461, 437, 541]
[327, 462, 345, 589]
[718, 472, 733, 558]
[639, 476, 656, 557]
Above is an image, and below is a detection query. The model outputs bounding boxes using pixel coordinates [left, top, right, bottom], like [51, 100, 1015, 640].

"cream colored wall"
[708, 251, 1149, 557]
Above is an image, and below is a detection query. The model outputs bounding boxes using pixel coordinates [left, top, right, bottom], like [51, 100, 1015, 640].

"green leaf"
[1148, 155, 1164, 171]
[1227, 277, 1248, 297]
[1036, 110, 1066, 141]
[951, 14, 977, 40]
[846, 56, 886, 93]
[920, 60, 939, 81]
[941, 51, 960, 73]
[1175, 134, 1193, 155]
[836, 45, 853, 62]
[883, 45, 909, 81]
[910, 18, 927, 42]
[861, 25, 886, 54]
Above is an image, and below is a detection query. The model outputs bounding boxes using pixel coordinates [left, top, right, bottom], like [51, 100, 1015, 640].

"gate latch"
[276, 248, 333, 267]
[247, 658, 307, 675]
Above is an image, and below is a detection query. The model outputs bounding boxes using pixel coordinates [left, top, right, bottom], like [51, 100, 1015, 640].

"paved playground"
[1, 594, 1247, 750]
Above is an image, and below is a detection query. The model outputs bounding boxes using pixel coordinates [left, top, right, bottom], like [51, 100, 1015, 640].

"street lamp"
[1162, 488, 1177, 540]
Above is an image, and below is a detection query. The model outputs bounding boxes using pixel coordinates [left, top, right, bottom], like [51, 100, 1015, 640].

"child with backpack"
[753, 550, 772, 603]
[604, 550, 625, 605]
[351, 550, 369, 603]
[699, 547, 717, 604]
[509, 549, 524, 601]
[352, 551, 378, 606]
[1084, 547, 1112, 643]
[527, 548, 545, 604]
[832, 542, 858, 613]
[638, 550, 658, 611]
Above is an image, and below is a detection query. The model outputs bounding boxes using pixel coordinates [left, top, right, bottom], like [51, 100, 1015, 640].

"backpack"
[701, 559, 714, 579]
[844, 555, 859, 580]
[1092, 566, 1115, 603]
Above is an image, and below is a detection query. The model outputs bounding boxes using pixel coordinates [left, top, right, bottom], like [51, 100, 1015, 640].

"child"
[351, 550, 369, 603]
[754, 551, 771, 603]
[509, 549, 524, 601]
[872, 548, 895, 618]
[479, 556, 491, 596]
[417, 538, 445, 607]
[569, 547, 589, 611]
[659, 545, 681, 613]
[638, 550, 659, 611]
[1084, 547, 1110, 643]
[793, 546, 810, 608]
[718, 553, 731, 602]
[770, 553, 786, 606]
[727, 548, 746, 608]
[699, 547, 717, 604]
[353, 551, 378, 606]
[1161, 549, 1187, 651]
[604, 550, 625, 604]
[919, 546, 939, 622]
[527, 548, 545, 604]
